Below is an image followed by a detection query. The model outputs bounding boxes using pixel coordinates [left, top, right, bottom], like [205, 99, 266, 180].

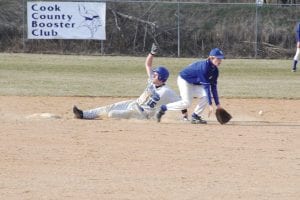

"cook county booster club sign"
[27, 1, 106, 40]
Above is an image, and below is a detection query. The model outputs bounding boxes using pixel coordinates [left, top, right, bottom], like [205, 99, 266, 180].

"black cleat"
[182, 115, 189, 122]
[191, 113, 207, 124]
[73, 106, 83, 119]
[156, 109, 165, 123]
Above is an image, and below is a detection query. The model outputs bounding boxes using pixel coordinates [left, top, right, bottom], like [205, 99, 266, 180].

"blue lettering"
[32, 13, 38, 20]
[32, 21, 37, 27]
[47, 6, 54, 12]
[32, 29, 38, 36]
[31, 4, 60, 12]
[40, 6, 46, 11]
[31, 4, 38, 11]
[31, 29, 58, 37]
[54, 5, 61, 11]
[52, 30, 58, 36]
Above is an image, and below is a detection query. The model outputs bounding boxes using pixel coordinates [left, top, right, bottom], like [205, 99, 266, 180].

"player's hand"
[208, 105, 214, 118]
[150, 43, 158, 55]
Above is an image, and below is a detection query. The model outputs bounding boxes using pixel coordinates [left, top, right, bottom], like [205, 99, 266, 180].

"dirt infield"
[0, 96, 299, 200]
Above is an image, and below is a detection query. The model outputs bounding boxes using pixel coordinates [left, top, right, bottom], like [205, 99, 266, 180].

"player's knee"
[108, 110, 131, 119]
[294, 48, 300, 61]
[182, 100, 192, 108]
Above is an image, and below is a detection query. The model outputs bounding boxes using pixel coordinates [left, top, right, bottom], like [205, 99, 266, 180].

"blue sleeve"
[211, 83, 220, 106]
[203, 84, 213, 105]
[206, 66, 220, 106]
[204, 83, 220, 106]
[297, 23, 300, 41]
[198, 63, 210, 85]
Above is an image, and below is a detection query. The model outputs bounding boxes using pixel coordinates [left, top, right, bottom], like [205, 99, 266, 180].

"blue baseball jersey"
[179, 59, 220, 105]
[297, 22, 300, 42]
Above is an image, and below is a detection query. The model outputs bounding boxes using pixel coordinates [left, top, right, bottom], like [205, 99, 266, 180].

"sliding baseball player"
[73, 44, 181, 120]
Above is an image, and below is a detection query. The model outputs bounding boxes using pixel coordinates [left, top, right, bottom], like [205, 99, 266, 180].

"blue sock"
[192, 113, 199, 118]
[160, 105, 167, 112]
[293, 60, 298, 69]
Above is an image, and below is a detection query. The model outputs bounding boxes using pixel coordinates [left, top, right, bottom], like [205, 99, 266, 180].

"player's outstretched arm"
[145, 43, 158, 78]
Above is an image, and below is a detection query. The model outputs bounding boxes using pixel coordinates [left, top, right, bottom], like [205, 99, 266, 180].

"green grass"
[0, 53, 299, 98]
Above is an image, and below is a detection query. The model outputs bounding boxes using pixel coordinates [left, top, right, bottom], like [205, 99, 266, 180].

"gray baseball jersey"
[82, 77, 180, 120]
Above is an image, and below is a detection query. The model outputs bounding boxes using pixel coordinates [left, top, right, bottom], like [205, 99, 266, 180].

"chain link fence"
[1, 0, 300, 58]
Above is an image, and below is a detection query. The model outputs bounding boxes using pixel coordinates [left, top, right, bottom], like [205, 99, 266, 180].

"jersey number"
[147, 93, 160, 108]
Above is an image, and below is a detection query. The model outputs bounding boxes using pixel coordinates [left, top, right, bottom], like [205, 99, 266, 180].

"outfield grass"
[0, 53, 299, 98]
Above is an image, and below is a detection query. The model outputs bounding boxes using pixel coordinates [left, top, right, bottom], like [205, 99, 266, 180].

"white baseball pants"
[83, 100, 147, 119]
[294, 48, 300, 61]
[166, 76, 208, 116]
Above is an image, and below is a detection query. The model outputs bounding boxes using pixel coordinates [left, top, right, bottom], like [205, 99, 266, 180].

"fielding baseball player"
[73, 44, 181, 120]
[292, 22, 300, 72]
[156, 48, 225, 124]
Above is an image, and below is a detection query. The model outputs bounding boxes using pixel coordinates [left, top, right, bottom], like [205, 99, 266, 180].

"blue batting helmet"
[209, 48, 225, 59]
[153, 66, 169, 82]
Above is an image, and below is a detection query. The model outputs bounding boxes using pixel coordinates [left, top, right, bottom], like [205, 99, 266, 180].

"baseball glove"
[150, 43, 159, 55]
[215, 108, 232, 124]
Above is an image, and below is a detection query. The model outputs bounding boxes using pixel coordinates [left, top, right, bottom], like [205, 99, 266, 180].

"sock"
[293, 60, 298, 70]
[160, 105, 167, 112]
[192, 113, 199, 118]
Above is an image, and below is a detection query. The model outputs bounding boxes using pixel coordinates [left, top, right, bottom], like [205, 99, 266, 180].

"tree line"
[0, 0, 299, 58]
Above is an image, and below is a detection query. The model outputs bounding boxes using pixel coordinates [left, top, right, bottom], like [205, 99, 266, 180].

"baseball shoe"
[191, 113, 207, 124]
[73, 106, 83, 119]
[156, 109, 165, 122]
[292, 68, 296, 72]
[182, 115, 189, 121]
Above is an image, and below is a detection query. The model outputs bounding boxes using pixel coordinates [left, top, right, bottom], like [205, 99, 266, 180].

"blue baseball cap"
[209, 48, 225, 59]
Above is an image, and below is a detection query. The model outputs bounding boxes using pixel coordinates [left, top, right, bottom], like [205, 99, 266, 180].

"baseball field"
[0, 53, 299, 199]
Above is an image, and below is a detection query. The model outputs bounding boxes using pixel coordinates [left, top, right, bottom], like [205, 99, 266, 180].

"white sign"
[27, 1, 106, 40]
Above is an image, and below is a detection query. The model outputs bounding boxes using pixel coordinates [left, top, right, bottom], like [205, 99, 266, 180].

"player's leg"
[82, 106, 109, 119]
[156, 76, 193, 122]
[191, 86, 208, 124]
[166, 76, 194, 110]
[75, 100, 133, 119]
[108, 101, 148, 119]
[108, 110, 132, 119]
[292, 42, 300, 72]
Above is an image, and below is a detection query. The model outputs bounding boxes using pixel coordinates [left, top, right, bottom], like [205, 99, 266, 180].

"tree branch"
[110, 9, 121, 31]
[108, 7, 158, 29]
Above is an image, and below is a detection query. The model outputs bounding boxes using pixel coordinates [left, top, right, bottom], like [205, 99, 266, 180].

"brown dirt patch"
[0, 96, 299, 200]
